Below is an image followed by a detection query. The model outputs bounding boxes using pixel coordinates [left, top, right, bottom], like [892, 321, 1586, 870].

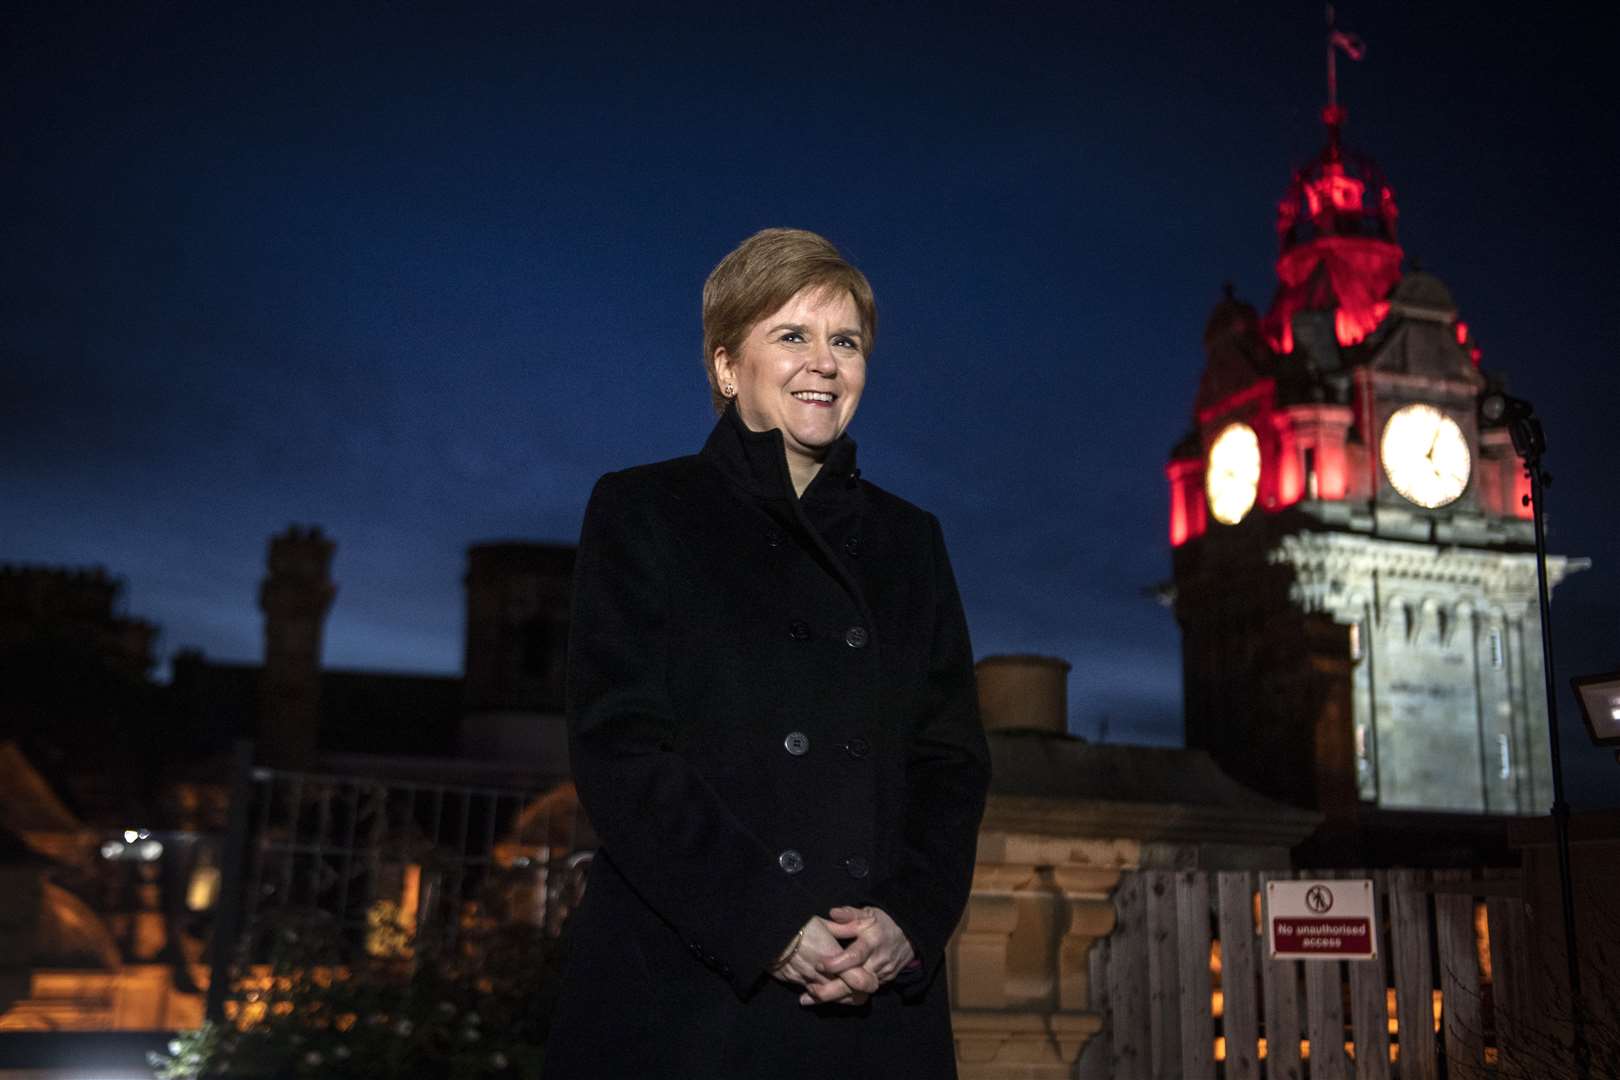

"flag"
[1330, 29, 1366, 61]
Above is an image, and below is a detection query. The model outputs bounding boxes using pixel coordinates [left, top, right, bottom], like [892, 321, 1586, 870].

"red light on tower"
[1169, 491, 1190, 547]
[1303, 167, 1367, 222]
[1267, 404, 1354, 508]
[1456, 322, 1484, 365]
[1167, 457, 1208, 547]
[1334, 300, 1391, 348]
[1272, 422, 1303, 508]
[1513, 461, 1533, 520]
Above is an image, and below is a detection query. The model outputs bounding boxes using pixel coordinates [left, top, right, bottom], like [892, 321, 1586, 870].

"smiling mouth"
[791, 390, 836, 404]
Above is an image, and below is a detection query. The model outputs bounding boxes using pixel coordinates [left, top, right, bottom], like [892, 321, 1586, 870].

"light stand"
[1480, 390, 1588, 1077]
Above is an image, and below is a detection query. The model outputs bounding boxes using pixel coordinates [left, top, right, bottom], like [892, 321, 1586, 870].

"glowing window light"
[187, 865, 222, 911]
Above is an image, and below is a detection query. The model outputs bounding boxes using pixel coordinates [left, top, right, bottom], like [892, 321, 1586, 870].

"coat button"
[844, 626, 869, 649]
[844, 737, 870, 759]
[777, 849, 805, 875]
[765, 529, 785, 548]
[843, 535, 862, 556]
[783, 731, 810, 756]
[789, 620, 812, 641]
[841, 855, 870, 879]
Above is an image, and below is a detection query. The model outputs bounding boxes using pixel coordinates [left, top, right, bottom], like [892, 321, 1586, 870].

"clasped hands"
[768, 905, 915, 1006]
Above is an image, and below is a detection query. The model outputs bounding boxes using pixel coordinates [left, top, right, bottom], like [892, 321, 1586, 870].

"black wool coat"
[542, 404, 990, 1080]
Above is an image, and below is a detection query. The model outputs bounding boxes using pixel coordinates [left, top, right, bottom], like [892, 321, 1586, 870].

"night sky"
[5, 3, 1615, 805]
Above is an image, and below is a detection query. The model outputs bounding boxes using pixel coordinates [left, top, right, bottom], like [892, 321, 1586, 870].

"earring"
[723, 382, 735, 397]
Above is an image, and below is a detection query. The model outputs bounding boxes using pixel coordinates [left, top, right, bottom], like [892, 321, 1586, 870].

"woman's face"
[714, 286, 867, 469]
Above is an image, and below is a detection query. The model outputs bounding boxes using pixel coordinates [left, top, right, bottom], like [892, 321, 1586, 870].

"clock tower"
[1168, 105, 1585, 825]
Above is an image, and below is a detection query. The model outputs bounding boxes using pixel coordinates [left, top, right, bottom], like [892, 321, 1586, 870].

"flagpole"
[1322, 9, 1363, 146]
[1326, 4, 1338, 109]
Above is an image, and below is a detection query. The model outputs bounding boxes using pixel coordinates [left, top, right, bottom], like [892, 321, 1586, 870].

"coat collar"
[699, 401, 861, 504]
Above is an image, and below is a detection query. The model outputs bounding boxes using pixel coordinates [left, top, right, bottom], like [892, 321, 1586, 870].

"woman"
[544, 228, 990, 1078]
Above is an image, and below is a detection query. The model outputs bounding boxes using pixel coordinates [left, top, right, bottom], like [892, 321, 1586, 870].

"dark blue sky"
[4, 3, 1615, 803]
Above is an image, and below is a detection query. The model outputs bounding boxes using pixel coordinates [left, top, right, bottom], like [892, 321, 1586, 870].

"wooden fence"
[1081, 868, 1554, 1079]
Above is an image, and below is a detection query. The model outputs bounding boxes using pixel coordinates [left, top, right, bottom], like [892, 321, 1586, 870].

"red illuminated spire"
[1262, 15, 1402, 355]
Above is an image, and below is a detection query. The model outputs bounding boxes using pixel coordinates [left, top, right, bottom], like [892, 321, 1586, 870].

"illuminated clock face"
[1206, 422, 1261, 525]
[1380, 403, 1471, 508]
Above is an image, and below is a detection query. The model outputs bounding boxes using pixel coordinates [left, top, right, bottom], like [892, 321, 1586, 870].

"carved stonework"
[951, 841, 1121, 1075]
[1265, 530, 1587, 813]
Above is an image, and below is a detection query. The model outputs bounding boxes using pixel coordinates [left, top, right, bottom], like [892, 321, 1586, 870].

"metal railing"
[206, 742, 592, 1021]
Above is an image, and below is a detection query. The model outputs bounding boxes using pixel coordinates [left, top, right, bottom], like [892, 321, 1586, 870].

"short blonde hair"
[701, 228, 877, 414]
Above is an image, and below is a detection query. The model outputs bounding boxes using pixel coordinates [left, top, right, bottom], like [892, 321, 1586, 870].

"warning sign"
[1266, 880, 1377, 960]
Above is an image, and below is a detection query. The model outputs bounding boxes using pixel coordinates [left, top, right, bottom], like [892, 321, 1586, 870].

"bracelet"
[772, 927, 806, 969]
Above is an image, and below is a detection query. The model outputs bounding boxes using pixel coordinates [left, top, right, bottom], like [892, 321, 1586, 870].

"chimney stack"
[974, 654, 1072, 735]
[257, 526, 336, 769]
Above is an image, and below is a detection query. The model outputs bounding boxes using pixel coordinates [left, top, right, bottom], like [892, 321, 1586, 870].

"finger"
[817, 939, 873, 975]
[798, 971, 872, 1006]
[820, 918, 865, 943]
[856, 958, 893, 985]
[803, 976, 858, 1005]
[816, 976, 856, 1003]
[799, 990, 861, 1006]
[837, 965, 880, 994]
[807, 985, 871, 1008]
[870, 948, 910, 982]
[824, 909, 874, 934]
[852, 945, 902, 984]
